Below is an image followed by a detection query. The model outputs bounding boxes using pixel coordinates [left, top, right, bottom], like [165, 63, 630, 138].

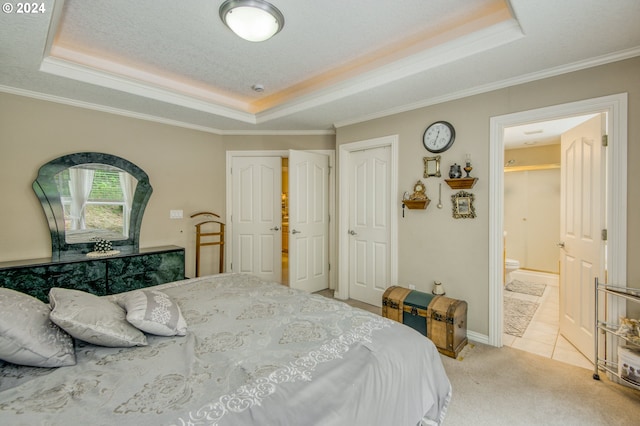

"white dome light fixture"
[219, 0, 285, 42]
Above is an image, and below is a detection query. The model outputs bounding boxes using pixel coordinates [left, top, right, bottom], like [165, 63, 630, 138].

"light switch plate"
[169, 210, 183, 219]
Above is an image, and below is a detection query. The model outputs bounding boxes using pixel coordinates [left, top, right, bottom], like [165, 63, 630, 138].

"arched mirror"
[33, 152, 152, 259]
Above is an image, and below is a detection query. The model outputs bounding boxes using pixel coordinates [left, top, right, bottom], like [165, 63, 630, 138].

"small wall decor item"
[451, 191, 476, 219]
[403, 180, 430, 210]
[463, 153, 473, 177]
[87, 237, 120, 257]
[423, 156, 441, 178]
[448, 163, 462, 178]
[445, 154, 478, 189]
[423, 121, 455, 153]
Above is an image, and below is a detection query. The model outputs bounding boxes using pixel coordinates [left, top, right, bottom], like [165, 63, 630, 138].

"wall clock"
[423, 121, 455, 153]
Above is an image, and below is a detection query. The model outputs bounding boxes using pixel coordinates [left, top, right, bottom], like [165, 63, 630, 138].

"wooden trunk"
[381, 286, 412, 322]
[382, 286, 468, 358]
[427, 295, 468, 358]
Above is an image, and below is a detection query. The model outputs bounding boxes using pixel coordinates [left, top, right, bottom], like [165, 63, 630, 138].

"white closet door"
[231, 156, 282, 282]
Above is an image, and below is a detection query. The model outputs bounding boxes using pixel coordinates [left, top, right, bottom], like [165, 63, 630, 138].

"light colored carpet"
[441, 342, 640, 425]
[504, 297, 539, 337]
[506, 279, 546, 297]
[315, 289, 640, 424]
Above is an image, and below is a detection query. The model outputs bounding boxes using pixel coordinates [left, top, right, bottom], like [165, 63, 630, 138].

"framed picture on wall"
[452, 191, 476, 219]
[423, 156, 441, 178]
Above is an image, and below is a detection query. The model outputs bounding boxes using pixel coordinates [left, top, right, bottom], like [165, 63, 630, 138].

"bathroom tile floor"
[502, 271, 593, 370]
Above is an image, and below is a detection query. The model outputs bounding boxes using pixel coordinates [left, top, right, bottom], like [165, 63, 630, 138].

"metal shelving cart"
[593, 277, 640, 389]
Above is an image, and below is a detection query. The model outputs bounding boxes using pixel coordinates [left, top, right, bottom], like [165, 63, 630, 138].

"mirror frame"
[32, 152, 153, 258]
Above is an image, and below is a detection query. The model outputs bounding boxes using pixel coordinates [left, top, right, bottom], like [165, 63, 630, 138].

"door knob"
[348, 230, 358, 236]
[291, 229, 301, 234]
[270, 226, 280, 231]
[557, 242, 565, 248]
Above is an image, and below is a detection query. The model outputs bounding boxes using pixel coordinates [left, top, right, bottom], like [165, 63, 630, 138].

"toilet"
[505, 258, 520, 285]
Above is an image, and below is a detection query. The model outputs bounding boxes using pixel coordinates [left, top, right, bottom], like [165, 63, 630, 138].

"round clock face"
[423, 121, 455, 153]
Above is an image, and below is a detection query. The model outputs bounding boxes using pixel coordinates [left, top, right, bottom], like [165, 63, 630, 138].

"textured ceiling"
[1, 0, 639, 134]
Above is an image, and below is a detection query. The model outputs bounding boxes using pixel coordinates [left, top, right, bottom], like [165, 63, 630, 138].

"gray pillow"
[49, 288, 147, 347]
[0, 287, 76, 367]
[120, 290, 187, 336]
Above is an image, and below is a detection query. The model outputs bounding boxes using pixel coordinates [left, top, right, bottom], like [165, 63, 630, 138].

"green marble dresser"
[0, 246, 185, 302]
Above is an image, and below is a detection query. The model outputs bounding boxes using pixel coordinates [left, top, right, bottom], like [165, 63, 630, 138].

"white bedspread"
[0, 273, 451, 425]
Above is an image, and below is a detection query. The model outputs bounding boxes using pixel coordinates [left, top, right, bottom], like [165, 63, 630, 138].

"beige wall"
[0, 93, 332, 277]
[336, 57, 640, 335]
[504, 143, 560, 167]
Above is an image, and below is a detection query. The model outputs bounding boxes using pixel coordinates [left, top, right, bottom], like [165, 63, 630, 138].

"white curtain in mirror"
[68, 168, 95, 230]
[119, 171, 136, 236]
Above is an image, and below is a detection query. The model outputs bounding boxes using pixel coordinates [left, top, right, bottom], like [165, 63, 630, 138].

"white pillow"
[120, 290, 187, 336]
[49, 288, 147, 347]
[0, 288, 76, 367]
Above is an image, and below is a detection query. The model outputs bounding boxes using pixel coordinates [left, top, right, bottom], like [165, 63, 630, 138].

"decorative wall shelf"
[403, 199, 430, 210]
[445, 177, 478, 190]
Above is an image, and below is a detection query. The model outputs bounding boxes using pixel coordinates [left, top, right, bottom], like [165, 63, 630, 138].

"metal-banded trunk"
[382, 286, 468, 358]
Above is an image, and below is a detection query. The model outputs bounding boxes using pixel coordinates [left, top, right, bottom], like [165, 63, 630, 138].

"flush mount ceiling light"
[219, 0, 285, 42]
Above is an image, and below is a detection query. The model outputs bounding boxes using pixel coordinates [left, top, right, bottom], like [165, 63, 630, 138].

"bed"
[0, 273, 451, 425]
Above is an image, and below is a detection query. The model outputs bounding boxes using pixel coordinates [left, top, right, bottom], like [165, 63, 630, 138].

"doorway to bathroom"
[502, 114, 599, 368]
[488, 94, 628, 367]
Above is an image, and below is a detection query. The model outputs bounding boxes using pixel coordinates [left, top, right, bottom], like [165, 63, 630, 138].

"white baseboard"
[467, 330, 490, 346]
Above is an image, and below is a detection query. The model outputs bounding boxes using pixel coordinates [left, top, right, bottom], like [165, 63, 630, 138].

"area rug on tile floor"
[504, 297, 539, 337]
[505, 279, 546, 297]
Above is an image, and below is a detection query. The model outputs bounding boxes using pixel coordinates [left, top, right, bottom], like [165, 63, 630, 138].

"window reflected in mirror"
[54, 164, 138, 244]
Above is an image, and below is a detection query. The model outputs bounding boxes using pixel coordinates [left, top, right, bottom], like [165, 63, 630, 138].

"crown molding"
[334, 46, 640, 129]
[258, 17, 524, 124]
[0, 85, 335, 136]
[40, 57, 256, 124]
[4, 48, 638, 136]
[0, 85, 226, 134]
[219, 129, 335, 136]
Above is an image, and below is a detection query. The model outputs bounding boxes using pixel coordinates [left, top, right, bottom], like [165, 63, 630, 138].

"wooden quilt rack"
[190, 211, 225, 277]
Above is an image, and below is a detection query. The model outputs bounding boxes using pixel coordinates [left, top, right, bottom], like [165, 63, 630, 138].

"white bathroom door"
[288, 150, 329, 293]
[559, 114, 605, 362]
[231, 156, 282, 282]
[348, 146, 392, 307]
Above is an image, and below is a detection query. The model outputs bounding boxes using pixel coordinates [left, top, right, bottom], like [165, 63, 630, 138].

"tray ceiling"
[1, 0, 639, 134]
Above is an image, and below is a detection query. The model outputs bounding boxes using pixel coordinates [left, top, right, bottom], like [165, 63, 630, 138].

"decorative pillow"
[49, 288, 147, 347]
[120, 290, 187, 336]
[0, 288, 76, 367]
